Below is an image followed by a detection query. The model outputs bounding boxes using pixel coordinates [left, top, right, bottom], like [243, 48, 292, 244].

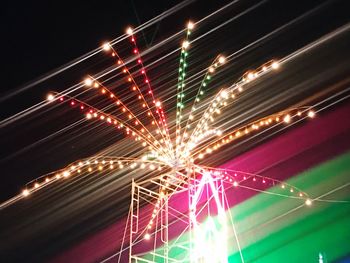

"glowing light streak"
[5, 21, 334, 263]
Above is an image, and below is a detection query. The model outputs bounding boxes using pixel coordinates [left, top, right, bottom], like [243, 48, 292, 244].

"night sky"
[1, 0, 349, 262]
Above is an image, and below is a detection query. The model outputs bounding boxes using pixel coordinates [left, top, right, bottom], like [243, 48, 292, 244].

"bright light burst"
[3, 21, 322, 262]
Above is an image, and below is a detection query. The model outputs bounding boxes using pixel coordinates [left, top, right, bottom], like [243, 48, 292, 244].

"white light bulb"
[308, 110, 315, 118]
[305, 199, 312, 206]
[182, 40, 190, 49]
[47, 94, 55, 101]
[272, 61, 280, 69]
[102, 42, 110, 51]
[84, 78, 93, 86]
[218, 56, 226, 64]
[220, 90, 228, 98]
[187, 21, 194, 30]
[283, 115, 291, 123]
[126, 27, 133, 35]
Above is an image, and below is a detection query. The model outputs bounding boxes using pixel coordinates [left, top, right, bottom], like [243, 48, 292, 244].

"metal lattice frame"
[128, 169, 239, 263]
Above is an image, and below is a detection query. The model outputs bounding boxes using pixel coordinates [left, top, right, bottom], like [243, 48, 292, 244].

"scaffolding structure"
[128, 169, 238, 263]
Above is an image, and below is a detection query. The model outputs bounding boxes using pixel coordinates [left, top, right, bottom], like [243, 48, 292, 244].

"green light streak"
[175, 29, 191, 156]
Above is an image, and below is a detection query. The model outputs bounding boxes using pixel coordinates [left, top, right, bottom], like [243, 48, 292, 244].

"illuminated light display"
[5, 19, 347, 263]
[47, 94, 54, 101]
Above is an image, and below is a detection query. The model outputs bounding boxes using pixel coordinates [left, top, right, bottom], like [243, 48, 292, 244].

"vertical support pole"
[220, 178, 225, 212]
[129, 179, 135, 263]
[188, 169, 195, 263]
[218, 178, 228, 263]
[160, 186, 169, 262]
[188, 171, 191, 263]
[164, 192, 169, 263]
